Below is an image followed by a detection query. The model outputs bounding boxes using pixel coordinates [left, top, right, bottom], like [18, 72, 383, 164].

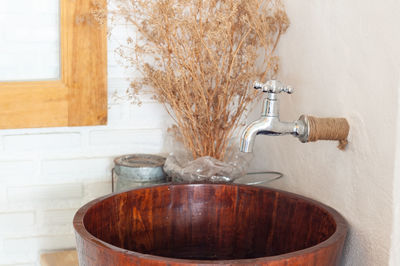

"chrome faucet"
[240, 80, 309, 152]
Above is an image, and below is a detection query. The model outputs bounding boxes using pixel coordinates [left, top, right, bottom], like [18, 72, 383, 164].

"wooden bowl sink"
[74, 184, 347, 265]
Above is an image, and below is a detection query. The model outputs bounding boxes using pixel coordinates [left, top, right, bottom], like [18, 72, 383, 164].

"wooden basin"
[74, 184, 347, 265]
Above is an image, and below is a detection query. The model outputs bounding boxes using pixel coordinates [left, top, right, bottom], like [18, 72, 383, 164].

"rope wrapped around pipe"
[306, 116, 350, 150]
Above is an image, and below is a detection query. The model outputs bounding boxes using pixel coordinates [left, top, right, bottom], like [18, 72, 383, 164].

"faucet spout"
[239, 117, 306, 153]
[239, 118, 268, 153]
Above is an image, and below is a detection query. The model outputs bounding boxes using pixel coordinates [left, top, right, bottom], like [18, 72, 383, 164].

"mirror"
[0, 0, 107, 130]
[0, 0, 60, 81]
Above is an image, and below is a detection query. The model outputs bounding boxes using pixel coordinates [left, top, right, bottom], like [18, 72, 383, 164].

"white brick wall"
[0, 1, 172, 264]
[4, 133, 81, 152]
[0, 212, 35, 233]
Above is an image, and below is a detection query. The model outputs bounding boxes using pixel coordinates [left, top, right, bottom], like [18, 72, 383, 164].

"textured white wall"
[0, 7, 171, 266]
[249, 0, 400, 265]
[390, 78, 400, 265]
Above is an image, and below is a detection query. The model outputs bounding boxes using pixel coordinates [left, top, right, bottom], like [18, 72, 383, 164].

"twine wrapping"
[307, 116, 350, 150]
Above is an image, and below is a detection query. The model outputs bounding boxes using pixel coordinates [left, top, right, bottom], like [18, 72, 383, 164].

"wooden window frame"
[0, 0, 107, 129]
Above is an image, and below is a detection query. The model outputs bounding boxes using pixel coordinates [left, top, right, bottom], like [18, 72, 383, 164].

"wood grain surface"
[40, 250, 78, 266]
[74, 184, 347, 265]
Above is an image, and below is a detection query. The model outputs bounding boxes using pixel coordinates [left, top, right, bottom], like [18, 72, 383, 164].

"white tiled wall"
[0, 2, 172, 264]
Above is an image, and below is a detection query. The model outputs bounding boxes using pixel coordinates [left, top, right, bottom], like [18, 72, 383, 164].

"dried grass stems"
[108, 0, 289, 160]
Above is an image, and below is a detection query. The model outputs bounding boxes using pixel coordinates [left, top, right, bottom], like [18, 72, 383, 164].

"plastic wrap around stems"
[163, 142, 253, 183]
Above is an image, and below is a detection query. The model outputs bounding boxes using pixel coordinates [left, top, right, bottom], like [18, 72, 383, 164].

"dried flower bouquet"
[111, 0, 289, 164]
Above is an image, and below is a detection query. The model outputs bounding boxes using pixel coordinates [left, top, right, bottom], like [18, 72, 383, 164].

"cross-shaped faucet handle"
[253, 80, 294, 94]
